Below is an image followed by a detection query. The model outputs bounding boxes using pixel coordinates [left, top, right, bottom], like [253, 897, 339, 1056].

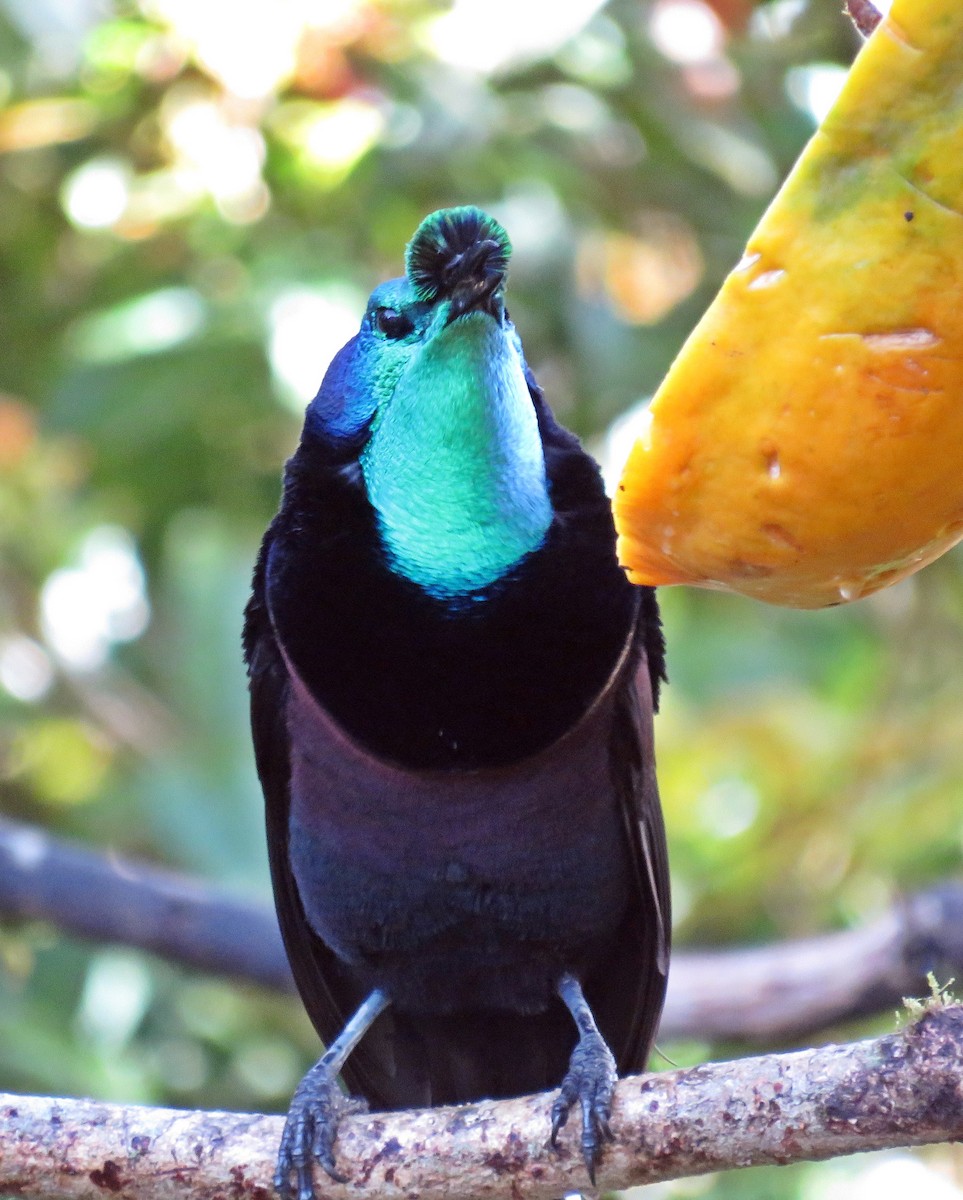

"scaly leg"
[550, 972, 618, 1184]
[275, 988, 390, 1200]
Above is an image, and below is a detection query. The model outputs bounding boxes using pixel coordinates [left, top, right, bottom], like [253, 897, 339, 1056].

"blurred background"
[2, 0, 963, 1196]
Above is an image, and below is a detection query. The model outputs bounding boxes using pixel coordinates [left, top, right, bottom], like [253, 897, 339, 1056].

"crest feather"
[405, 207, 511, 304]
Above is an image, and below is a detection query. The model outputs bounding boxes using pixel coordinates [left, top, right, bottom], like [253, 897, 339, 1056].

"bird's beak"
[445, 238, 507, 324]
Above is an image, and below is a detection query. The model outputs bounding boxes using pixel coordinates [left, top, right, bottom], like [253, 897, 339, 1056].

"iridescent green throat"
[360, 313, 552, 598]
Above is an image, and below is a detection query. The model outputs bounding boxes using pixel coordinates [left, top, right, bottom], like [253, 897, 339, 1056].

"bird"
[243, 205, 670, 1199]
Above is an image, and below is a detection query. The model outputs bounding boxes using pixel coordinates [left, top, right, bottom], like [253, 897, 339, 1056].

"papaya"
[614, 0, 963, 607]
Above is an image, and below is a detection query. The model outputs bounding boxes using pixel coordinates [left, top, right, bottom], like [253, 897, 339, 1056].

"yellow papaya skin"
[614, 0, 963, 608]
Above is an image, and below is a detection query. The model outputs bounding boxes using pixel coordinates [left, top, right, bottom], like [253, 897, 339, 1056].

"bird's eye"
[374, 307, 414, 339]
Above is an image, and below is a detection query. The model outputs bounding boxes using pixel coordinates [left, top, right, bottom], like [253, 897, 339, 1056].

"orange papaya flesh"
[613, 0, 963, 608]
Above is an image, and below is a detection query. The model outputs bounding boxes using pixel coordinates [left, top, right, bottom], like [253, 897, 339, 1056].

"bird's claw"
[550, 1030, 617, 1184]
[275, 1063, 349, 1199]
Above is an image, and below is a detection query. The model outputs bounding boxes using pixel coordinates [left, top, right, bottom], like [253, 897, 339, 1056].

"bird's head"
[305, 206, 552, 597]
[306, 206, 516, 443]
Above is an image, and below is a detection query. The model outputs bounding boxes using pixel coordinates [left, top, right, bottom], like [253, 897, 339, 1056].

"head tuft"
[405, 207, 511, 304]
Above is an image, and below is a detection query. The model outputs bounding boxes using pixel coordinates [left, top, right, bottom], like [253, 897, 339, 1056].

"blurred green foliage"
[1, 0, 962, 1195]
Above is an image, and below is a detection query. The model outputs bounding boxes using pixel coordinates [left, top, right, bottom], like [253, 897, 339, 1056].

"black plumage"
[243, 207, 670, 1196]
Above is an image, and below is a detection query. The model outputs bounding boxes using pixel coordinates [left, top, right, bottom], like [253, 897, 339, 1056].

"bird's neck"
[360, 320, 552, 597]
[268, 387, 649, 769]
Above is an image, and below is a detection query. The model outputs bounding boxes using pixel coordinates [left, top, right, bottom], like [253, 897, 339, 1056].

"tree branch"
[3, 1005, 963, 1200]
[2, 816, 962, 1044]
[662, 884, 963, 1042]
[0, 816, 290, 992]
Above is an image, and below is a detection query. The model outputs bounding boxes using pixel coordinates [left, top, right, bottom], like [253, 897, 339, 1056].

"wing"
[244, 527, 406, 1105]
[528, 371, 671, 1069]
[587, 588, 671, 1074]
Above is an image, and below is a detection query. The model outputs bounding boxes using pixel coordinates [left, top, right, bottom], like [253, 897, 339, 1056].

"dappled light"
[2, 0, 963, 1196]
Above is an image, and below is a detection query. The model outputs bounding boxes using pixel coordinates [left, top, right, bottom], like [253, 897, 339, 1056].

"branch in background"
[0, 816, 290, 992]
[2, 815, 962, 1043]
[3, 1006, 963, 1200]
[661, 883, 963, 1041]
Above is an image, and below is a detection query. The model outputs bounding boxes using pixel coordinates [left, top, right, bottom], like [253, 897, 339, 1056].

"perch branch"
[3, 1005, 963, 1200]
[2, 816, 963, 1043]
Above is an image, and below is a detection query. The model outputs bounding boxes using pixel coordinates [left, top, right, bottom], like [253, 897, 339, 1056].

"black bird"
[243, 206, 670, 1198]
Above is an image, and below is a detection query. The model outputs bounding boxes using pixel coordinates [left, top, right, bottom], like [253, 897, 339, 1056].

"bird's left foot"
[550, 1025, 618, 1183]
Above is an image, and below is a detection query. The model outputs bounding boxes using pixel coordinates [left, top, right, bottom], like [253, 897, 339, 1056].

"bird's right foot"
[274, 989, 390, 1199]
[275, 1060, 349, 1199]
